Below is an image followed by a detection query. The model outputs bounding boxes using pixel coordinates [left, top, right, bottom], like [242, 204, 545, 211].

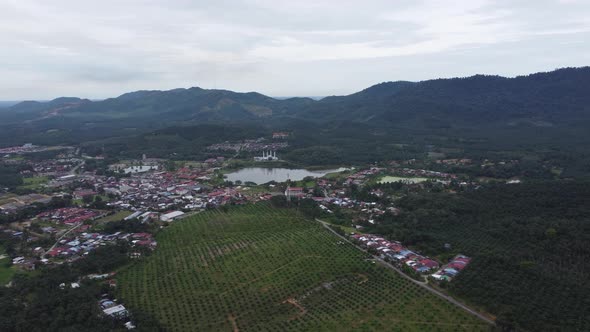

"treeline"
[83, 124, 269, 160]
[0, 165, 24, 188]
[0, 196, 71, 225]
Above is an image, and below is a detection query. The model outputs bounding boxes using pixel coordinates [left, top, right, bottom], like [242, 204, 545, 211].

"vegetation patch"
[118, 204, 489, 331]
[378, 176, 430, 184]
[94, 210, 133, 224]
[18, 176, 50, 190]
[0, 246, 16, 285]
[369, 181, 590, 331]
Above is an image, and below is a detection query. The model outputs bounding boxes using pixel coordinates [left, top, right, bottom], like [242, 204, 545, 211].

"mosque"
[254, 150, 279, 162]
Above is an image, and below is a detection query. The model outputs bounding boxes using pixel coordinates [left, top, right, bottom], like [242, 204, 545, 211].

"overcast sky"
[1, 0, 589, 100]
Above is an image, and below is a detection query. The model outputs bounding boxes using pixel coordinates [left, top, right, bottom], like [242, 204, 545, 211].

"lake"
[225, 167, 346, 184]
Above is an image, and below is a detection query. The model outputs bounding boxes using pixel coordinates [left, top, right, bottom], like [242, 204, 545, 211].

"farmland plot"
[118, 204, 489, 331]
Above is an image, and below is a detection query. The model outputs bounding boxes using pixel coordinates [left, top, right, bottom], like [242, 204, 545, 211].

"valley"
[1, 67, 590, 331]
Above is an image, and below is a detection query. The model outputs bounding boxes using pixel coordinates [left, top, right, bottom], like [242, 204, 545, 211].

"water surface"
[225, 167, 345, 184]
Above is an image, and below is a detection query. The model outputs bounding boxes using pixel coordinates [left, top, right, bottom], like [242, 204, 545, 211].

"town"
[0, 136, 525, 330]
[1, 3, 587, 328]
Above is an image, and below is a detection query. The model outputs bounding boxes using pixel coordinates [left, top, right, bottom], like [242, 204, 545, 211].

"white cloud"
[0, 0, 588, 99]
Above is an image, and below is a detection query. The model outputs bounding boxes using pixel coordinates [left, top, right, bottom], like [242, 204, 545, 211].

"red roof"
[131, 233, 152, 239]
[448, 261, 467, 270]
[419, 259, 439, 268]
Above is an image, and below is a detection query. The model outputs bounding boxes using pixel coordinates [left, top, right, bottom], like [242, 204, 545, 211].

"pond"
[225, 167, 346, 185]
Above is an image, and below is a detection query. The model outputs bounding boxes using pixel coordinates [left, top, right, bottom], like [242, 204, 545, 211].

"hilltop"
[1, 67, 590, 175]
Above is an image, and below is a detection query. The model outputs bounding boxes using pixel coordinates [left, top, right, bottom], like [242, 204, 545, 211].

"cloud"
[0, 0, 589, 99]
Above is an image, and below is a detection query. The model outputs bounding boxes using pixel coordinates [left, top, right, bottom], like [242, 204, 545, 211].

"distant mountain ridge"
[1, 67, 589, 147]
[2, 87, 314, 125]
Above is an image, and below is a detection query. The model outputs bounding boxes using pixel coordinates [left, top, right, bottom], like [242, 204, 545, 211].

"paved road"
[316, 218, 495, 326]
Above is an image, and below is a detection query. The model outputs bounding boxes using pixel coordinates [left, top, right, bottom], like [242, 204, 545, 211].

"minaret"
[286, 173, 291, 201]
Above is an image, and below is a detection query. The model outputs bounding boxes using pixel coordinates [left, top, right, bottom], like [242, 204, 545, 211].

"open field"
[0, 258, 16, 285]
[378, 176, 430, 184]
[18, 176, 50, 190]
[0, 193, 18, 205]
[94, 210, 133, 224]
[118, 204, 489, 331]
[323, 169, 354, 180]
[73, 194, 111, 206]
[0, 246, 16, 285]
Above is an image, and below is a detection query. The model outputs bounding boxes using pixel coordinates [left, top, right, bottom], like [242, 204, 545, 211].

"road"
[315, 218, 495, 326]
[69, 160, 84, 175]
[43, 209, 200, 256]
[44, 222, 85, 255]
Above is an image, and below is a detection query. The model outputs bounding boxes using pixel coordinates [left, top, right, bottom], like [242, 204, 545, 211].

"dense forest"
[0, 165, 23, 188]
[0, 240, 162, 331]
[76, 118, 590, 179]
[367, 181, 590, 331]
[87, 124, 269, 160]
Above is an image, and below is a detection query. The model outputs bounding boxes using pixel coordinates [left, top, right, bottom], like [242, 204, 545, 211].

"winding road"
[315, 218, 495, 326]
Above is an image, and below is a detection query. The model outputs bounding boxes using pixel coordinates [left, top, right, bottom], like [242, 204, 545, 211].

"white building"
[160, 211, 185, 222]
[123, 165, 158, 174]
[103, 304, 129, 318]
[254, 150, 279, 162]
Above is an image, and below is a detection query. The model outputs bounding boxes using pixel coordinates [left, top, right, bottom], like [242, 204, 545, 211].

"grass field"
[0, 259, 16, 286]
[73, 194, 111, 206]
[118, 204, 489, 331]
[323, 169, 354, 181]
[0, 246, 16, 285]
[18, 176, 50, 190]
[378, 176, 430, 184]
[94, 210, 133, 224]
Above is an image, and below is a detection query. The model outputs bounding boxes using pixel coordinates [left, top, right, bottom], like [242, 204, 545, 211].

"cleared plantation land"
[118, 204, 489, 331]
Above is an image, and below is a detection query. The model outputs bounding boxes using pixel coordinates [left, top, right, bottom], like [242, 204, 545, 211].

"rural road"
[315, 218, 496, 326]
[69, 160, 84, 175]
[44, 222, 85, 255]
[43, 209, 200, 257]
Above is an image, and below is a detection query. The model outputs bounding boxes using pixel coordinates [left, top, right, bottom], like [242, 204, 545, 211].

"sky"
[1, 0, 589, 100]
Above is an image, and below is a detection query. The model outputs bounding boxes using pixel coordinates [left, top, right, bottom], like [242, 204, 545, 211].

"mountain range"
[1, 67, 589, 168]
[3, 67, 589, 128]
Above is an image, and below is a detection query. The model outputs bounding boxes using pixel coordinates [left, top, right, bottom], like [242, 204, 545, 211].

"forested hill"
[298, 67, 590, 126]
[0, 67, 589, 150]
[0, 87, 312, 125]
